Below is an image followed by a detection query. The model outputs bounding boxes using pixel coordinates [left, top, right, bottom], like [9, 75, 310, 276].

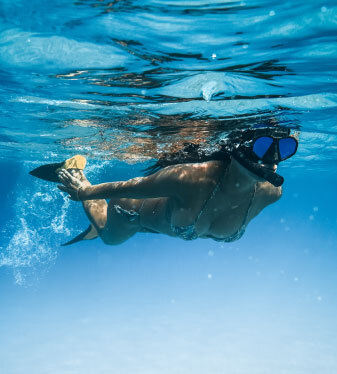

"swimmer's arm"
[58, 162, 218, 201]
[80, 166, 190, 200]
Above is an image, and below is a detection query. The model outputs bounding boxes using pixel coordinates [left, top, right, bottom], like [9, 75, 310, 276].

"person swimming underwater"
[30, 125, 299, 246]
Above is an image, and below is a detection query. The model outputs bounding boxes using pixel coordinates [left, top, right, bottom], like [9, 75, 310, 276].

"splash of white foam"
[0, 160, 110, 285]
[0, 164, 76, 285]
[0, 218, 58, 286]
[51, 195, 71, 235]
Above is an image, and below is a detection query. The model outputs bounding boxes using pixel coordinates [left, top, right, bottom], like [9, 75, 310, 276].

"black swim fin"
[30, 161, 66, 182]
[61, 224, 98, 246]
[29, 155, 87, 182]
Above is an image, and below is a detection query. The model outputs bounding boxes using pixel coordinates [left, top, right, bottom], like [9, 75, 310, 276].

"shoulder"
[159, 161, 228, 178]
[152, 160, 227, 201]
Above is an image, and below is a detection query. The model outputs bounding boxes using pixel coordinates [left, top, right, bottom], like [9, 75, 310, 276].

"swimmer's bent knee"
[100, 230, 118, 245]
[100, 229, 129, 246]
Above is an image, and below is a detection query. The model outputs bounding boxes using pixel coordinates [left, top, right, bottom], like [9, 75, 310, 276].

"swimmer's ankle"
[68, 169, 91, 186]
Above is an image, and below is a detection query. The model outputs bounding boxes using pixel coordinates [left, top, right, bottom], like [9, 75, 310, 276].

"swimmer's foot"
[29, 155, 87, 182]
[57, 169, 91, 201]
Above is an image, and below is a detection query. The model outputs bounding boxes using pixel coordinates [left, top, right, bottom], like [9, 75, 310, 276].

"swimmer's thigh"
[100, 198, 142, 245]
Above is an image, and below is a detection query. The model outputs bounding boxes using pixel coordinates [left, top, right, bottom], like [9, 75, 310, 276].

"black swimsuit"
[170, 179, 257, 242]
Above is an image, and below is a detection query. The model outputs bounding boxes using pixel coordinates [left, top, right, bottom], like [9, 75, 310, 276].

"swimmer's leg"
[61, 169, 140, 245]
[99, 199, 143, 245]
[66, 169, 108, 231]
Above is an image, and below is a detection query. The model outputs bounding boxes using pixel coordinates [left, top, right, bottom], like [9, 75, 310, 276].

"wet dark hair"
[144, 142, 231, 175]
[144, 125, 291, 175]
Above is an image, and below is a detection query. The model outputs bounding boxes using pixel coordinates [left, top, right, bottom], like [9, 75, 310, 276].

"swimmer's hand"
[57, 169, 87, 201]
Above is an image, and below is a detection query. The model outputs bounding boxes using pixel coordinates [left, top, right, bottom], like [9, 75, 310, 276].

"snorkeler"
[30, 125, 298, 246]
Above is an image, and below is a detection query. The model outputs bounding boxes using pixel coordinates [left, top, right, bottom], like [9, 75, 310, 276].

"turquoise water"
[1, 0, 337, 373]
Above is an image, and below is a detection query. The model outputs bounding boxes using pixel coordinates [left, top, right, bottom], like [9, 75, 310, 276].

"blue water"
[1, 0, 337, 372]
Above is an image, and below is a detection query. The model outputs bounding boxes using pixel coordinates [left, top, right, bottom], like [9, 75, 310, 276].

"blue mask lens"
[279, 137, 297, 160]
[252, 136, 274, 158]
